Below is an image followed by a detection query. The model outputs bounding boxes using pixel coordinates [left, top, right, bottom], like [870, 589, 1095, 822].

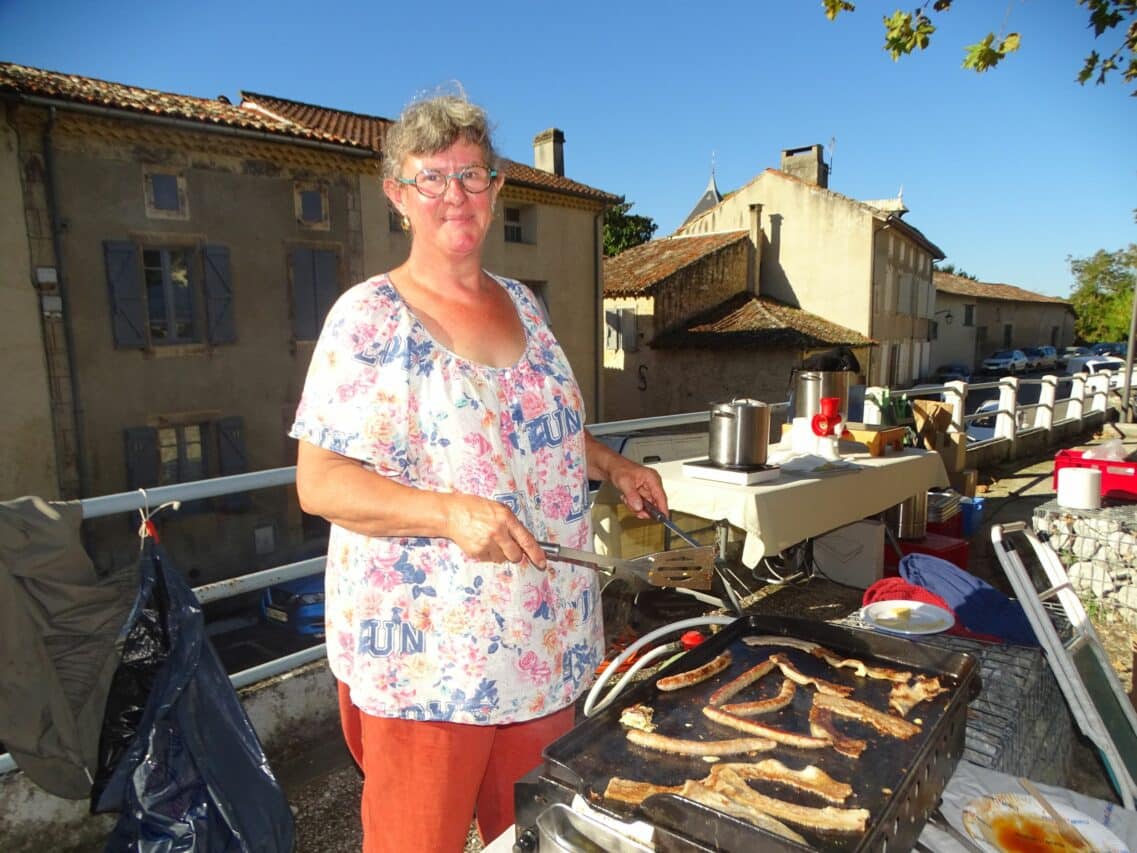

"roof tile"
[653, 292, 875, 349]
[603, 231, 750, 295]
[0, 62, 368, 149]
[934, 272, 1070, 305]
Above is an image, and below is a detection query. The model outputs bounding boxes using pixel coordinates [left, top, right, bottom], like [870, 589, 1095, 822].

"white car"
[981, 349, 1028, 375]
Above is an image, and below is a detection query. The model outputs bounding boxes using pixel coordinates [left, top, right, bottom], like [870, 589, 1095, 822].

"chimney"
[533, 128, 565, 176]
[748, 203, 763, 294]
[780, 144, 828, 188]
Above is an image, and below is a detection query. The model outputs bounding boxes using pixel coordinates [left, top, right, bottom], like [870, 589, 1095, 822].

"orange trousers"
[337, 680, 574, 852]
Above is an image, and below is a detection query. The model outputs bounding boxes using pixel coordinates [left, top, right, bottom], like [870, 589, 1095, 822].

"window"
[159, 423, 205, 485]
[290, 247, 340, 340]
[104, 242, 235, 349]
[604, 307, 638, 352]
[143, 169, 188, 219]
[144, 248, 196, 343]
[504, 207, 523, 243]
[124, 416, 249, 510]
[1003, 324, 1013, 346]
[295, 183, 329, 230]
[963, 304, 975, 327]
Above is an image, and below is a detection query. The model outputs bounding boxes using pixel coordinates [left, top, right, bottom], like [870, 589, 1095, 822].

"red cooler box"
[884, 532, 969, 575]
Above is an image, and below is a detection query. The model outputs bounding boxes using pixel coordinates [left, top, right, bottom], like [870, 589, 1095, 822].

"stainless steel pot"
[792, 370, 853, 422]
[885, 490, 929, 540]
[708, 398, 770, 467]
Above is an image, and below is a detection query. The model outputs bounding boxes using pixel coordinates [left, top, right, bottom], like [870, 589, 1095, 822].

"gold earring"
[400, 215, 410, 232]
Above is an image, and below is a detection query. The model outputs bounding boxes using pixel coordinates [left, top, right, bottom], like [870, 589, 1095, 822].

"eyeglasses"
[396, 165, 498, 198]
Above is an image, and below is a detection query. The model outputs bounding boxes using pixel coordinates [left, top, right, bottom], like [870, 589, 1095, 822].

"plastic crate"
[883, 532, 970, 574]
[1052, 449, 1137, 501]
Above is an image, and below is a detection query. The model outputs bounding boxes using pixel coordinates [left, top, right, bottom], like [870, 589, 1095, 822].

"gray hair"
[383, 92, 499, 180]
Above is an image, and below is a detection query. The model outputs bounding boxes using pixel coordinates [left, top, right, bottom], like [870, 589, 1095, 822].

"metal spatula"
[539, 541, 715, 590]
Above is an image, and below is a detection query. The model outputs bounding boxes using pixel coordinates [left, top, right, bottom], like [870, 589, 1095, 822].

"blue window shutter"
[313, 250, 340, 335]
[123, 426, 159, 489]
[203, 244, 236, 344]
[290, 248, 317, 340]
[216, 416, 251, 511]
[104, 241, 146, 348]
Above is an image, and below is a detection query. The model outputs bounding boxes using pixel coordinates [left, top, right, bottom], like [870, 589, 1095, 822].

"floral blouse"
[290, 273, 602, 724]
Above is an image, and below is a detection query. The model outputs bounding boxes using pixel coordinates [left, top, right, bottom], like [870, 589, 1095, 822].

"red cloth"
[862, 578, 1001, 643]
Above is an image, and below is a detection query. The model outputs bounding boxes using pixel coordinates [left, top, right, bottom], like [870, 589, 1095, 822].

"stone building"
[0, 63, 617, 581]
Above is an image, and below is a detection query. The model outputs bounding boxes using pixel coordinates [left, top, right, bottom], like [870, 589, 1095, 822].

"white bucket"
[1057, 467, 1102, 510]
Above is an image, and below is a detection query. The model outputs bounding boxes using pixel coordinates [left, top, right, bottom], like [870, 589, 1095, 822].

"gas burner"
[681, 459, 781, 485]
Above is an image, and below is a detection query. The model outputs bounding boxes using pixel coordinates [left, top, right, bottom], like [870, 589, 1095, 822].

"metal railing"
[0, 373, 1121, 777]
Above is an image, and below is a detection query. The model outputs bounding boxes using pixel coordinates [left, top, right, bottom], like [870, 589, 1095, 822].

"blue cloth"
[900, 553, 1038, 646]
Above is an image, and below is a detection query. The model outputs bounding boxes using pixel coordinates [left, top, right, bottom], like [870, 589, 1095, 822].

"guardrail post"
[1036, 374, 1057, 436]
[862, 387, 885, 425]
[1068, 373, 1087, 423]
[996, 376, 1019, 458]
[1087, 373, 1110, 414]
[943, 380, 967, 432]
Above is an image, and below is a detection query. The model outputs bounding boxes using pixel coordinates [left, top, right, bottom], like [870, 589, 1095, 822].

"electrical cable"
[586, 642, 681, 716]
[582, 615, 737, 718]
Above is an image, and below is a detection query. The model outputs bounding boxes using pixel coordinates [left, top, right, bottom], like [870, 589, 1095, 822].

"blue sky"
[1, 0, 1132, 297]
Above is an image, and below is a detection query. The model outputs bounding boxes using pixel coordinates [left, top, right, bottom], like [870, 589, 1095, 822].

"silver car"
[981, 349, 1028, 375]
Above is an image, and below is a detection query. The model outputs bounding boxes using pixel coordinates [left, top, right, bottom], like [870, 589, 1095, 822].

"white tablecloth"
[601, 448, 948, 568]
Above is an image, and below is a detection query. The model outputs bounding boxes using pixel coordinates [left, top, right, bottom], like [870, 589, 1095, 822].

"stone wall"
[1032, 499, 1137, 625]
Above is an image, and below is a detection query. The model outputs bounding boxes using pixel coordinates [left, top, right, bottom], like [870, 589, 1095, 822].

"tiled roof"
[934, 272, 1071, 306]
[652, 292, 876, 349]
[0, 62, 369, 150]
[603, 231, 750, 295]
[241, 91, 619, 203]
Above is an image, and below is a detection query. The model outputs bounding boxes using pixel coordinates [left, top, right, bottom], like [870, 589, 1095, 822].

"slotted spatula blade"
[539, 542, 716, 590]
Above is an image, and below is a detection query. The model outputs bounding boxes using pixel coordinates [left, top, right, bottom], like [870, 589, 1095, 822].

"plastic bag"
[1083, 438, 1126, 461]
[91, 540, 295, 852]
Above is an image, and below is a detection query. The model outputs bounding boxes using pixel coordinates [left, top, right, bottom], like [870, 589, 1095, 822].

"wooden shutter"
[123, 426, 159, 489]
[313, 250, 340, 335]
[216, 416, 251, 511]
[620, 308, 638, 353]
[104, 241, 146, 349]
[290, 248, 317, 340]
[203, 244, 236, 344]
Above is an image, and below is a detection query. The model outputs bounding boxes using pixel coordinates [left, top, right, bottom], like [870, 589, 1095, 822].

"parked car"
[1057, 345, 1092, 368]
[1065, 354, 1125, 375]
[1022, 346, 1057, 371]
[1091, 342, 1127, 357]
[981, 349, 1028, 375]
[261, 572, 325, 637]
[918, 363, 972, 384]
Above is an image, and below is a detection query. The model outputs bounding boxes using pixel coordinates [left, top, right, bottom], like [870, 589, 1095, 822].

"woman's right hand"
[445, 493, 547, 569]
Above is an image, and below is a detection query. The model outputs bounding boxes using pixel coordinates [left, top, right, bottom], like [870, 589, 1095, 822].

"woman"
[290, 91, 668, 852]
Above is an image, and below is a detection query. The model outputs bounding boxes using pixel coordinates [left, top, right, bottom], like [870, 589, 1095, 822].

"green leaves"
[882, 10, 937, 60]
[962, 31, 1021, 72]
[1068, 245, 1137, 343]
[603, 202, 658, 257]
[822, 0, 856, 22]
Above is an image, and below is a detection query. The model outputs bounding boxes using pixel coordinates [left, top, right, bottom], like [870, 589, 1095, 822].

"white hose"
[583, 614, 738, 717]
[585, 642, 680, 717]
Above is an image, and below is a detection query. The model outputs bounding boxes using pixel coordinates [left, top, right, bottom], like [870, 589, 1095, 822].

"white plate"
[961, 792, 1130, 852]
[860, 600, 954, 635]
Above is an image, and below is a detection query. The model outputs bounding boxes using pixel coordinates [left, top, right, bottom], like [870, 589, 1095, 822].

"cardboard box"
[949, 468, 978, 498]
[812, 520, 885, 589]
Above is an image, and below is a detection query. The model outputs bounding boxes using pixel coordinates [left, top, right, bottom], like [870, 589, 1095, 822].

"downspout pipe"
[594, 208, 604, 419]
[43, 105, 89, 498]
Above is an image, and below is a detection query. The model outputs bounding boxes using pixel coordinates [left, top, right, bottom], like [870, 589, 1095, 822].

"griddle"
[517, 614, 980, 852]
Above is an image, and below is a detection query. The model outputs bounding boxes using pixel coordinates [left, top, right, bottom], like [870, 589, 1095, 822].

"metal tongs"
[539, 541, 715, 590]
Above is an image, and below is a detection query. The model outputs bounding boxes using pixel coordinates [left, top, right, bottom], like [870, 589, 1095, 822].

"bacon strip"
[657, 650, 732, 692]
[809, 646, 912, 683]
[713, 766, 869, 833]
[808, 705, 867, 758]
[710, 759, 852, 804]
[889, 675, 947, 716]
[813, 692, 920, 739]
[742, 635, 820, 653]
[677, 781, 807, 844]
[626, 727, 776, 757]
[720, 678, 796, 717]
[771, 653, 853, 697]
[708, 656, 776, 706]
[703, 705, 830, 749]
